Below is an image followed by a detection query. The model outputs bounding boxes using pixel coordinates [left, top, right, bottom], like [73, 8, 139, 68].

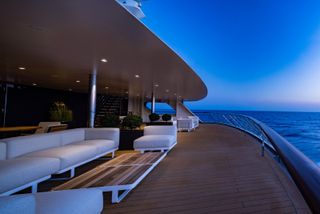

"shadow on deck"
[103, 124, 310, 214]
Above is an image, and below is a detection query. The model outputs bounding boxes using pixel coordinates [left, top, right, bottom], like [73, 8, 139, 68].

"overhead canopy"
[0, 0, 207, 102]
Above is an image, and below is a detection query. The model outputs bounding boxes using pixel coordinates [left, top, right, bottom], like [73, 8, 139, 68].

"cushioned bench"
[0, 128, 119, 196]
[0, 189, 103, 214]
[134, 126, 177, 153]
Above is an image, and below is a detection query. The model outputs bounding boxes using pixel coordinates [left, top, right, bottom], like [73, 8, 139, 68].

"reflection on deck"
[104, 124, 310, 213]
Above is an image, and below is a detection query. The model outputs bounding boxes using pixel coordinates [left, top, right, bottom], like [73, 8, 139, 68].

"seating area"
[0, 124, 178, 213]
[0, 128, 119, 196]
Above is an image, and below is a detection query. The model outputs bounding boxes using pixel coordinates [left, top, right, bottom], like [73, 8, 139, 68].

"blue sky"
[142, 0, 320, 111]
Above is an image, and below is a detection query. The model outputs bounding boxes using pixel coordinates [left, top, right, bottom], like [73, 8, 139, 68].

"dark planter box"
[145, 122, 173, 126]
[119, 129, 143, 150]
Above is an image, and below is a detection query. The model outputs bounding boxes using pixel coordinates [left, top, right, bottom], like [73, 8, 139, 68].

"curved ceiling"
[0, 0, 207, 102]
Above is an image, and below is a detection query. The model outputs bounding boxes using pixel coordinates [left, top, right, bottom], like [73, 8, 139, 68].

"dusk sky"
[142, 0, 320, 111]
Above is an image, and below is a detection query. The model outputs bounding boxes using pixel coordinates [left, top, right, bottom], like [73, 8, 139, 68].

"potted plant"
[162, 114, 172, 122]
[49, 101, 73, 123]
[120, 114, 143, 150]
[149, 113, 160, 122]
[100, 113, 120, 127]
[147, 113, 173, 126]
[122, 114, 143, 130]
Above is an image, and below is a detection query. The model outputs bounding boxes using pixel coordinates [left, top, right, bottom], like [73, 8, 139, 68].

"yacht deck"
[103, 124, 310, 213]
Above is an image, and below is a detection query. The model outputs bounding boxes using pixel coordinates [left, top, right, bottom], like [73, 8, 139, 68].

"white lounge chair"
[35, 122, 62, 134]
[134, 125, 177, 153]
[177, 118, 195, 132]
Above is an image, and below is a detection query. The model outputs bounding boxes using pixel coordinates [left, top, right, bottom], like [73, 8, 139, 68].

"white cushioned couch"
[134, 126, 177, 153]
[0, 189, 103, 214]
[0, 128, 119, 196]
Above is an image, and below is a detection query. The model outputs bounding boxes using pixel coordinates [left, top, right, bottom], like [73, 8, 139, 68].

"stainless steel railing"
[200, 113, 320, 213]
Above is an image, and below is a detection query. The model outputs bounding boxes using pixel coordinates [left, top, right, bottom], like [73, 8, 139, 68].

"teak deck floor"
[103, 124, 311, 214]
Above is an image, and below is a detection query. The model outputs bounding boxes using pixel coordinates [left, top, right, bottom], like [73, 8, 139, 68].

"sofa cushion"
[3, 133, 61, 159]
[85, 128, 120, 147]
[72, 140, 116, 154]
[60, 129, 85, 146]
[0, 157, 60, 194]
[24, 145, 97, 170]
[35, 189, 103, 214]
[144, 126, 177, 139]
[0, 143, 6, 160]
[134, 135, 176, 149]
[0, 194, 35, 214]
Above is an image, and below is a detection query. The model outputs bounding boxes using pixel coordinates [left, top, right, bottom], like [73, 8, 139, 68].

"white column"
[151, 91, 156, 113]
[88, 73, 97, 128]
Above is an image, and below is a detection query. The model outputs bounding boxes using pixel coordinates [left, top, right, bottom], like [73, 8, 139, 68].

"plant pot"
[119, 129, 144, 150]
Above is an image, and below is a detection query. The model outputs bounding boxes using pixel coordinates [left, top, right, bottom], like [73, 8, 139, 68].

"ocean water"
[193, 110, 320, 165]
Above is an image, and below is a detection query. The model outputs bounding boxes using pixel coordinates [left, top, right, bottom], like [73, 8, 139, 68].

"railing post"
[261, 139, 265, 157]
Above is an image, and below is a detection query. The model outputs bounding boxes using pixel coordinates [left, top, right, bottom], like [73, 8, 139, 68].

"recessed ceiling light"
[76, 80, 80, 83]
[135, 74, 140, 78]
[101, 58, 108, 63]
[154, 84, 159, 87]
[165, 89, 170, 92]
[174, 93, 177, 96]
[32, 83, 37, 86]
[68, 88, 73, 91]
[18, 67, 26, 70]
[105, 86, 109, 89]
[125, 91, 129, 94]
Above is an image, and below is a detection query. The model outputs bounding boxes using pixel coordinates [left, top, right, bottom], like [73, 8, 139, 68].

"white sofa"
[134, 126, 177, 153]
[0, 189, 103, 214]
[0, 128, 119, 196]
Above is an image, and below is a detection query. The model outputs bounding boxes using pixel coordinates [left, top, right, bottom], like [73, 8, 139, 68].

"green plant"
[149, 113, 160, 122]
[100, 113, 120, 127]
[162, 114, 172, 122]
[49, 101, 73, 122]
[122, 114, 142, 130]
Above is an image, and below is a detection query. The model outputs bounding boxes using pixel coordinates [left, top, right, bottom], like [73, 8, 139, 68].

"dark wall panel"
[2, 83, 88, 128]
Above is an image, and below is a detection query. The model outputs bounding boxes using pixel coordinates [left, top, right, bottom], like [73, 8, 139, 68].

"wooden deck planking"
[103, 124, 311, 214]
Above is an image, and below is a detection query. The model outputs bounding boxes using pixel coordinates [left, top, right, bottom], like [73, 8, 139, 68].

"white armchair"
[177, 118, 195, 132]
[134, 125, 177, 153]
